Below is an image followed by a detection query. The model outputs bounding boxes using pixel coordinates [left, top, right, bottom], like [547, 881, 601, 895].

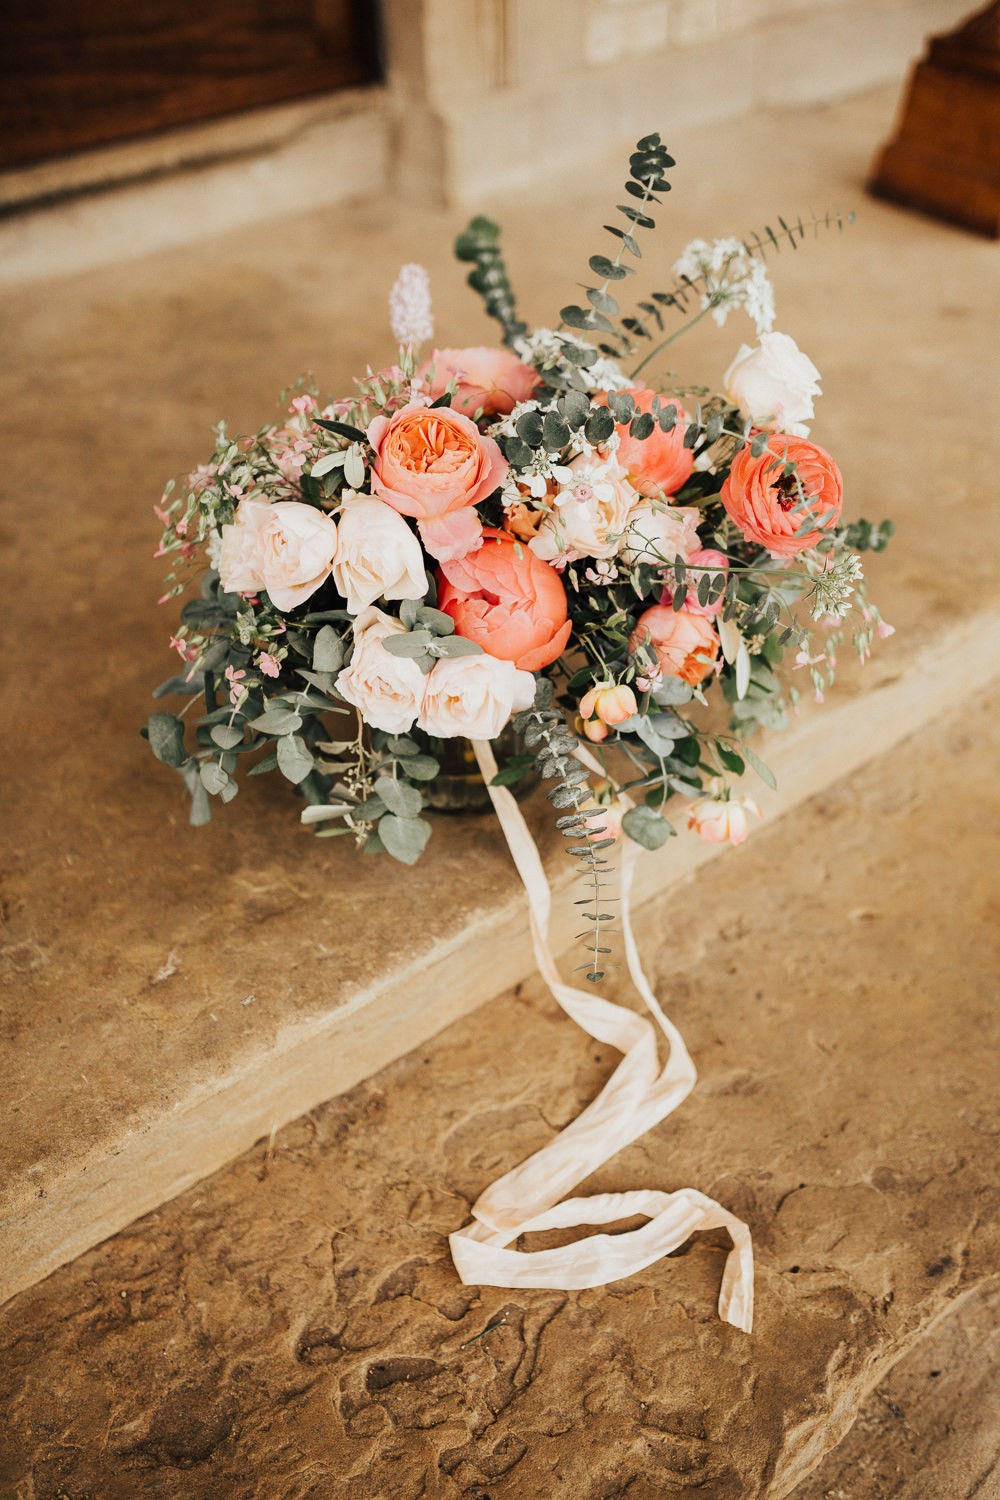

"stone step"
[3, 82, 999, 1312]
[1, 690, 997, 1498]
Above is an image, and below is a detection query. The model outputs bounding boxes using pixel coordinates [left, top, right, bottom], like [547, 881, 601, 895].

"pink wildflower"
[258, 652, 281, 678]
[225, 665, 247, 706]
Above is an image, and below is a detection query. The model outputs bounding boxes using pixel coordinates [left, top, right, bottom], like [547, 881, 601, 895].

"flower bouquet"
[146, 135, 893, 1327]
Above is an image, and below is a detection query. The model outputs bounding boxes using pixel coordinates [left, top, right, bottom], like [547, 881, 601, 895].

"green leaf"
[717, 744, 745, 775]
[416, 606, 455, 636]
[515, 410, 545, 446]
[584, 408, 615, 445]
[588, 254, 628, 280]
[210, 723, 243, 750]
[199, 762, 229, 795]
[621, 804, 670, 850]
[542, 411, 571, 451]
[147, 713, 188, 768]
[313, 624, 344, 672]
[379, 814, 432, 865]
[398, 753, 440, 781]
[276, 734, 314, 784]
[741, 742, 777, 790]
[387, 735, 419, 756]
[376, 777, 423, 818]
[382, 631, 432, 659]
[430, 635, 483, 659]
[247, 751, 279, 776]
[249, 707, 303, 736]
[314, 417, 367, 442]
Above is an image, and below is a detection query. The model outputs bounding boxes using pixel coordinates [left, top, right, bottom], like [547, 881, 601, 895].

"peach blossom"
[438, 528, 571, 672]
[630, 603, 720, 686]
[721, 435, 843, 557]
[609, 389, 694, 499]
[688, 789, 760, 845]
[420, 346, 539, 418]
[579, 682, 637, 728]
[367, 401, 508, 562]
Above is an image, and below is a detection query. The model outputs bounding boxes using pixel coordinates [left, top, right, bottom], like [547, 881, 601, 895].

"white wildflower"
[388, 263, 434, 348]
[672, 236, 775, 335]
[808, 552, 863, 619]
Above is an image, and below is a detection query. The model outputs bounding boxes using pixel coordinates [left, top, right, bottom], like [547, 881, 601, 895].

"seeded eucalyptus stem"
[514, 682, 617, 983]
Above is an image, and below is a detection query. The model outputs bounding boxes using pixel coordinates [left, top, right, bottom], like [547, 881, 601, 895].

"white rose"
[336, 606, 426, 734]
[529, 455, 638, 563]
[418, 654, 535, 741]
[219, 499, 339, 611]
[618, 501, 701, 568]
[255, 501, 339, 612]
[724, 331, 821, 437]
[217, 498, 271, 593]
[332, 494, 427, 615]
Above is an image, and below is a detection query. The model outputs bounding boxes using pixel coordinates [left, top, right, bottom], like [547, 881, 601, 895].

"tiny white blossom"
[389, 263, 434, 348]
[673, 237, 775, 335]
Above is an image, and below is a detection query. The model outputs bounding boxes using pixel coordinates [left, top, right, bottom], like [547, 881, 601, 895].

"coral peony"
[630, 603, 720, 686]
[367, 401, 507, 562]
[420, 346, 539, 418]
[438, 528, 571, 672]
[721, 434, 843, 557]
[608, 388, 694, 499]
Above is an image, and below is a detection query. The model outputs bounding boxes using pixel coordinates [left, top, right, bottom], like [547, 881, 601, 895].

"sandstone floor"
[3, 691, 998, 1498]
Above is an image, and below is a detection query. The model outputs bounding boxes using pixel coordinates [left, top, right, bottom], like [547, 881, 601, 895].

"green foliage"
[454, 216, 528, 348]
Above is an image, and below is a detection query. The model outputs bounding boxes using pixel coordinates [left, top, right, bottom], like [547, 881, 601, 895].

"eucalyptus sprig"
[454, 216, 528, 349]
[512, 680, 617, 984]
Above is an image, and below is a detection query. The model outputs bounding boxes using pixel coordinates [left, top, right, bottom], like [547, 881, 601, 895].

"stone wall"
[0, 0, 973, 280]
[384, 0, 972, 200]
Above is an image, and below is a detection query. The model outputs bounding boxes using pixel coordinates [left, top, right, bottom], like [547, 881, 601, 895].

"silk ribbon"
[447, 738, 754, 1333]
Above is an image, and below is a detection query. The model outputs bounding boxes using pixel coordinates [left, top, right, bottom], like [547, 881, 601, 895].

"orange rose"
[721, 435, 843, 557]
[607, 388, 694, 499]
[420, 346, 539, 418]
[367, 402, 508, 562]
[630, 603, 720, 686]
[437, 528, 571, 672]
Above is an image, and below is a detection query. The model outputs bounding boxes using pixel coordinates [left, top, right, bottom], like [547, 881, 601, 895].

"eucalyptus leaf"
[199, 762, 229, 795]
[276, 734, 315, 785]
[621, 804, 670, 850]
[742, 742, 778, 790]
[376, 777, 423, 819]
[210, 723, 243, 750]
[249, 707, 303, 736]
[398, 753, 440, 781]
[382, 632, 432, 659]
[379, 814, 431, 865]
[313, 624, 344, 673]
[147, 713, 188, 768]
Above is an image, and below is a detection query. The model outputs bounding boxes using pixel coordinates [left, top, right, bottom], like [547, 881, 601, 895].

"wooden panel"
[0, 0, 381, 170]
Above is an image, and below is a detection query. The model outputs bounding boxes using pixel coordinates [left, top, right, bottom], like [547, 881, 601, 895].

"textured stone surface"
[799, 1282, 1000, 1498]
[1, 694, 997, 1498]
[3, 82, 1000, 1309]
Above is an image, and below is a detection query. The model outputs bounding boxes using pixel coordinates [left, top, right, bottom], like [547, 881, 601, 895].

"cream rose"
[335, 606, 426, 735]
[618, 501, 701, 568]
[418, 654, 535, 741]
[218, 499, 339, 611]
[529, 455, 638, 563]
[332, 494, 427, 615]
[724, 332, 821, 437]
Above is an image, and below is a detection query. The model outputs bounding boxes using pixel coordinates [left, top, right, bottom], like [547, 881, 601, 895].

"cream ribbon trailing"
[447, 738, 754, 1333]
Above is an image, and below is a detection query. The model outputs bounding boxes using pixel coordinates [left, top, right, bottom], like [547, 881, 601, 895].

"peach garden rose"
[420, 346, 539, 418]
[367, 401, 508, 563]
[630, 603, 721, 686]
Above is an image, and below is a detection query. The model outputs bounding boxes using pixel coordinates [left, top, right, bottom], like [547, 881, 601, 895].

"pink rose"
[420, 347, 539, 418]
[606, 389, 694, 499]
[437, 528, 571, 672]
[367, 401, 507, 562]
[630, 603, 720, 687]
[721, 435, 843, 557]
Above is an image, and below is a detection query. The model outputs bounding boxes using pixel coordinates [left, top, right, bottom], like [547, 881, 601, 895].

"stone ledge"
[1, 690, 997, 1497]
[4, 605, 999, 1310]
